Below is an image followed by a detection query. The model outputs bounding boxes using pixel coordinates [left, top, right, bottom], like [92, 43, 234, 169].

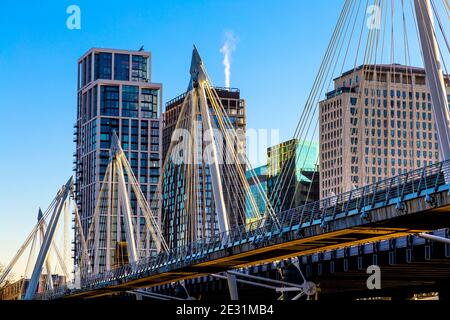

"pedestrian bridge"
[40, 159, 450, 299]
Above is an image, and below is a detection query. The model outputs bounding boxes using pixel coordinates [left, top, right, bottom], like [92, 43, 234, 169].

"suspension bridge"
[1, 0, 450, 300]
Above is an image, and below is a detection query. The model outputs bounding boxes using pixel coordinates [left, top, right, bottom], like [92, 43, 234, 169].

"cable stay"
[82, 133, 169, 278]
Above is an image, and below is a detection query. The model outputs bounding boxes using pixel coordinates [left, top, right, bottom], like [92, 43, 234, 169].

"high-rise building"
[267, 139, 320, 213]
[161, 88, 246, 249]
[319, 64, 449, 200]
[74, 48, 162, 271]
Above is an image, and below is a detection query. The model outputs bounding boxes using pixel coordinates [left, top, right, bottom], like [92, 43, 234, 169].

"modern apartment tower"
[162, 88, 246, 249]
[74, 48, 162, 272]
[319, 64, 449, 199]
[266, 139, 320, 213]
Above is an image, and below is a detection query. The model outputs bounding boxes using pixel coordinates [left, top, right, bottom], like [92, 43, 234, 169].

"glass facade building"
[245, 165, 268, 218]
[74, 48, 162, 272]
[267, 139, 320, 213]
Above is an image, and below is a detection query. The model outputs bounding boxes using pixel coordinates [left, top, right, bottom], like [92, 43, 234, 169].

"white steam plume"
[220, 30, 239, 88]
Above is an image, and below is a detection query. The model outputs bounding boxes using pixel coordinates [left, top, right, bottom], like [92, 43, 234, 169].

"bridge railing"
[37, 160, 450, 299]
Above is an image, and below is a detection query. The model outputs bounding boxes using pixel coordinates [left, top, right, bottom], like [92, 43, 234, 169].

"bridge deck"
[151, 228, 450, 300]
[66, 189, 449, 299]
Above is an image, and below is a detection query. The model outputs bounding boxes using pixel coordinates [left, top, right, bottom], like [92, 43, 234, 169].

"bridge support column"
[116, 156, 138, 266]
[39, 217, 54, 290]
[414, 0, 450, 172]
[226, 273, 239, 300]
[200, 87, 239, 300]
[190, 47, 239, 300]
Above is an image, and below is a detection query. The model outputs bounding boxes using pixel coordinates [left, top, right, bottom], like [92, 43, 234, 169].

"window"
[122, 119, 129, 149]
[79, 56, 92, 87]
[100, 118, 119, 149]
[132, 55, 148, 81]
[141, 88, 159, 119]
[94, 52, 112, 80]
[122, 86, 139, 117]
[114, 53, 130, 81]
[100, 86, 119, 116]
[131, 120, 139, 150]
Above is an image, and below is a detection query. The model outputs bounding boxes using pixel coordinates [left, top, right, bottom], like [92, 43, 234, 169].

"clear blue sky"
[6, 0, 445, 271]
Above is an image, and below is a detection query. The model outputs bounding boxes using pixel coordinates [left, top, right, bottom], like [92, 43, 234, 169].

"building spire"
[37, 208, 43, 222]
[188, 45, 207, 91]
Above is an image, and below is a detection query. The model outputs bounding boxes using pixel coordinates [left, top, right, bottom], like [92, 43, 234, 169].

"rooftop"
[165, 87, 241, 110]
[335, 63, 428, 81]
[78, 47, 151, 63]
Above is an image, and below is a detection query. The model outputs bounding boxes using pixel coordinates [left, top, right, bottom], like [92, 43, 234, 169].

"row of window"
[345, 166, 423, 187]
[80, 52, 149, 87]
[99, 85, 159, 119]
[364, 88, 431, 101]
[99, 118, 159, 150]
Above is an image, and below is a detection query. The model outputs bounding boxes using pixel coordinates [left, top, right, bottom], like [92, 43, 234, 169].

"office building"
[319, 64, 449, 199]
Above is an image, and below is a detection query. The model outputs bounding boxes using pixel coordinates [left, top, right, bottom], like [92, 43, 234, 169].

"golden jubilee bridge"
[1, 0, 450, 300]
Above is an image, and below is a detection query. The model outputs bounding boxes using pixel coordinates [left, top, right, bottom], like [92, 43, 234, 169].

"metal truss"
[212, 266, 317, 301]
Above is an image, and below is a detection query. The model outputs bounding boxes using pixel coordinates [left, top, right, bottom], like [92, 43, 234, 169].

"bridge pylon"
[414, 0, 450, 177]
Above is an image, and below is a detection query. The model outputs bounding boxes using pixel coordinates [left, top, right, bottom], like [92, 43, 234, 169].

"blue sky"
[0, 0, 345, 266]
[3, 0, 446, 269]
